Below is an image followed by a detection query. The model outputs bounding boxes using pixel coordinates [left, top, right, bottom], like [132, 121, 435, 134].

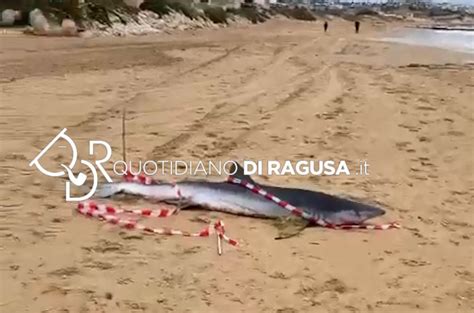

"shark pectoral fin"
[273, 216, 310, 240]
[163, 198, 193, 211]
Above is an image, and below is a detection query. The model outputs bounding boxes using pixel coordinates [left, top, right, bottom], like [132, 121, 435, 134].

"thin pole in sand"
[217, 233, 223, 256]
[121, 106, 127, 163]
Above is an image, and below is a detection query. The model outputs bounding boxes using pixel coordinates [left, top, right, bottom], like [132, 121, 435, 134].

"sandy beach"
[0, 18, 473, 313]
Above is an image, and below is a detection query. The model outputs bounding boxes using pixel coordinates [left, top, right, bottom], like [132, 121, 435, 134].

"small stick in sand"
[122, 106, 127, 163]
[217, 233, 223, 256]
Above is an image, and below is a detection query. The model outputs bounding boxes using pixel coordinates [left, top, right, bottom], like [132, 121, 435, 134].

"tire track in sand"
[206, 43, 349, 158]
[188, 64, 340, 159]
[149, 40, 324, 159]
[72, 45, 242, 130]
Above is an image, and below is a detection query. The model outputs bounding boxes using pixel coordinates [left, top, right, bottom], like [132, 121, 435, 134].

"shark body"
[95, 163, 386, 225]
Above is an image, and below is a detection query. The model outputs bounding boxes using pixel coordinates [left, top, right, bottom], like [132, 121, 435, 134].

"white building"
[252, 0, 271, 7]
[124, 0, 144, 8]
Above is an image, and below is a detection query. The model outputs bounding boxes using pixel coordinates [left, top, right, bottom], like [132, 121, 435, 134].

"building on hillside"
[124, 0, 144, 8]
[400, 0, 432, 4]
[254, 0, 271, 7]
[194, 0, 241, 9]
[125, 0, 241, 10]
[238, 0, 271, 8]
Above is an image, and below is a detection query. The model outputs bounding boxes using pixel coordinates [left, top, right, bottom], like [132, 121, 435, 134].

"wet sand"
[0, 19, 473, 313]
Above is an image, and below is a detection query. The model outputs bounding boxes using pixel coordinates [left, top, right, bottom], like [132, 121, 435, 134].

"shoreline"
[414, 25, 474, 31]
[375, 25, 474, 55]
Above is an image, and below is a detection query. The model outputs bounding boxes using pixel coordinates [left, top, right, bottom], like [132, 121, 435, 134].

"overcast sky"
[429, 0, 472, 3]
[348, 0, 473, 4]
[422, 0, 472, 3]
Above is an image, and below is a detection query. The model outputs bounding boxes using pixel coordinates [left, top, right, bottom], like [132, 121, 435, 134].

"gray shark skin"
[95, 163, 385, 225]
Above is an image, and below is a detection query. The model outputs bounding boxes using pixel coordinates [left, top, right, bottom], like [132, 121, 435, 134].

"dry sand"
[0, 19, 473, 313]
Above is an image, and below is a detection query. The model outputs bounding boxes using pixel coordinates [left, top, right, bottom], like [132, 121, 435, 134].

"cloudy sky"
[349, 0, 473, 4]
[430, 0, 472, 3]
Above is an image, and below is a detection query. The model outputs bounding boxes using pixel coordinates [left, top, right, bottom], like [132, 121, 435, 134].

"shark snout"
[359, 206, 385, 221]
[324, 205, 386, 225]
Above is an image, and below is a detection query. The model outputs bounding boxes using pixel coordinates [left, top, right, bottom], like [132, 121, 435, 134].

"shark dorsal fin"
[228, 161, 257, 185]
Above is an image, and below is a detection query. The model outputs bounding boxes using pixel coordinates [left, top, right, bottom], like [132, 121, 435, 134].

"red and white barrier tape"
[123, 171, 155, 185]
[77, 170, 399, 252]
[76, 172, 238, 248]
[76, 201, 238, 246]
[227, 177, 401, 230]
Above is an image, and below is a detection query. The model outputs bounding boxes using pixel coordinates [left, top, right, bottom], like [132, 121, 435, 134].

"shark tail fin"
[228, 161, 257, 185]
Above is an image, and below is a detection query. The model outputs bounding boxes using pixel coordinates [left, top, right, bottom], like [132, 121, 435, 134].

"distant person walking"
[354, 20, 360, 34]
[324, 21, 328, 33]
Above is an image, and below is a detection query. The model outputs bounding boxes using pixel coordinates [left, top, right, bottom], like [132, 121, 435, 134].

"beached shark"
[95, 163, 386, 227]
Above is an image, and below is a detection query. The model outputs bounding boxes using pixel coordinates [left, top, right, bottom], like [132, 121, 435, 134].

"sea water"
[381, 28, 474, 54]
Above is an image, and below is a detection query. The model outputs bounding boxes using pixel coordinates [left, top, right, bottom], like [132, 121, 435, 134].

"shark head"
[226, 161, 388, 225]
[322, 204, 386, 225]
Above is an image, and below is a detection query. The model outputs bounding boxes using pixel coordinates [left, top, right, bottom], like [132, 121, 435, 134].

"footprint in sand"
[395, 141, 412, 151]
[456, 270, 474, 283]
[82, 239, 127, 254]
[399, 123, 421, 133]
[276, 309, 298, 313]
[48, 266, 81, 277]
[400, 258, 431, 267]
[416, 105, 437, 111]
[84, 261, 114, 270]
[205, 132, 218, 138]
[417, 136, 431, 143]
[386, 276, 403, 289]
[445, 130, 465, 137]
[295, 278, 353, 298]
[117, 277, 134, 285]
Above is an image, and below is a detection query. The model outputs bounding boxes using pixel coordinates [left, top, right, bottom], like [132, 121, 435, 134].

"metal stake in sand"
[121, 105, 127, 163]
[217, 232, 223, 256]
